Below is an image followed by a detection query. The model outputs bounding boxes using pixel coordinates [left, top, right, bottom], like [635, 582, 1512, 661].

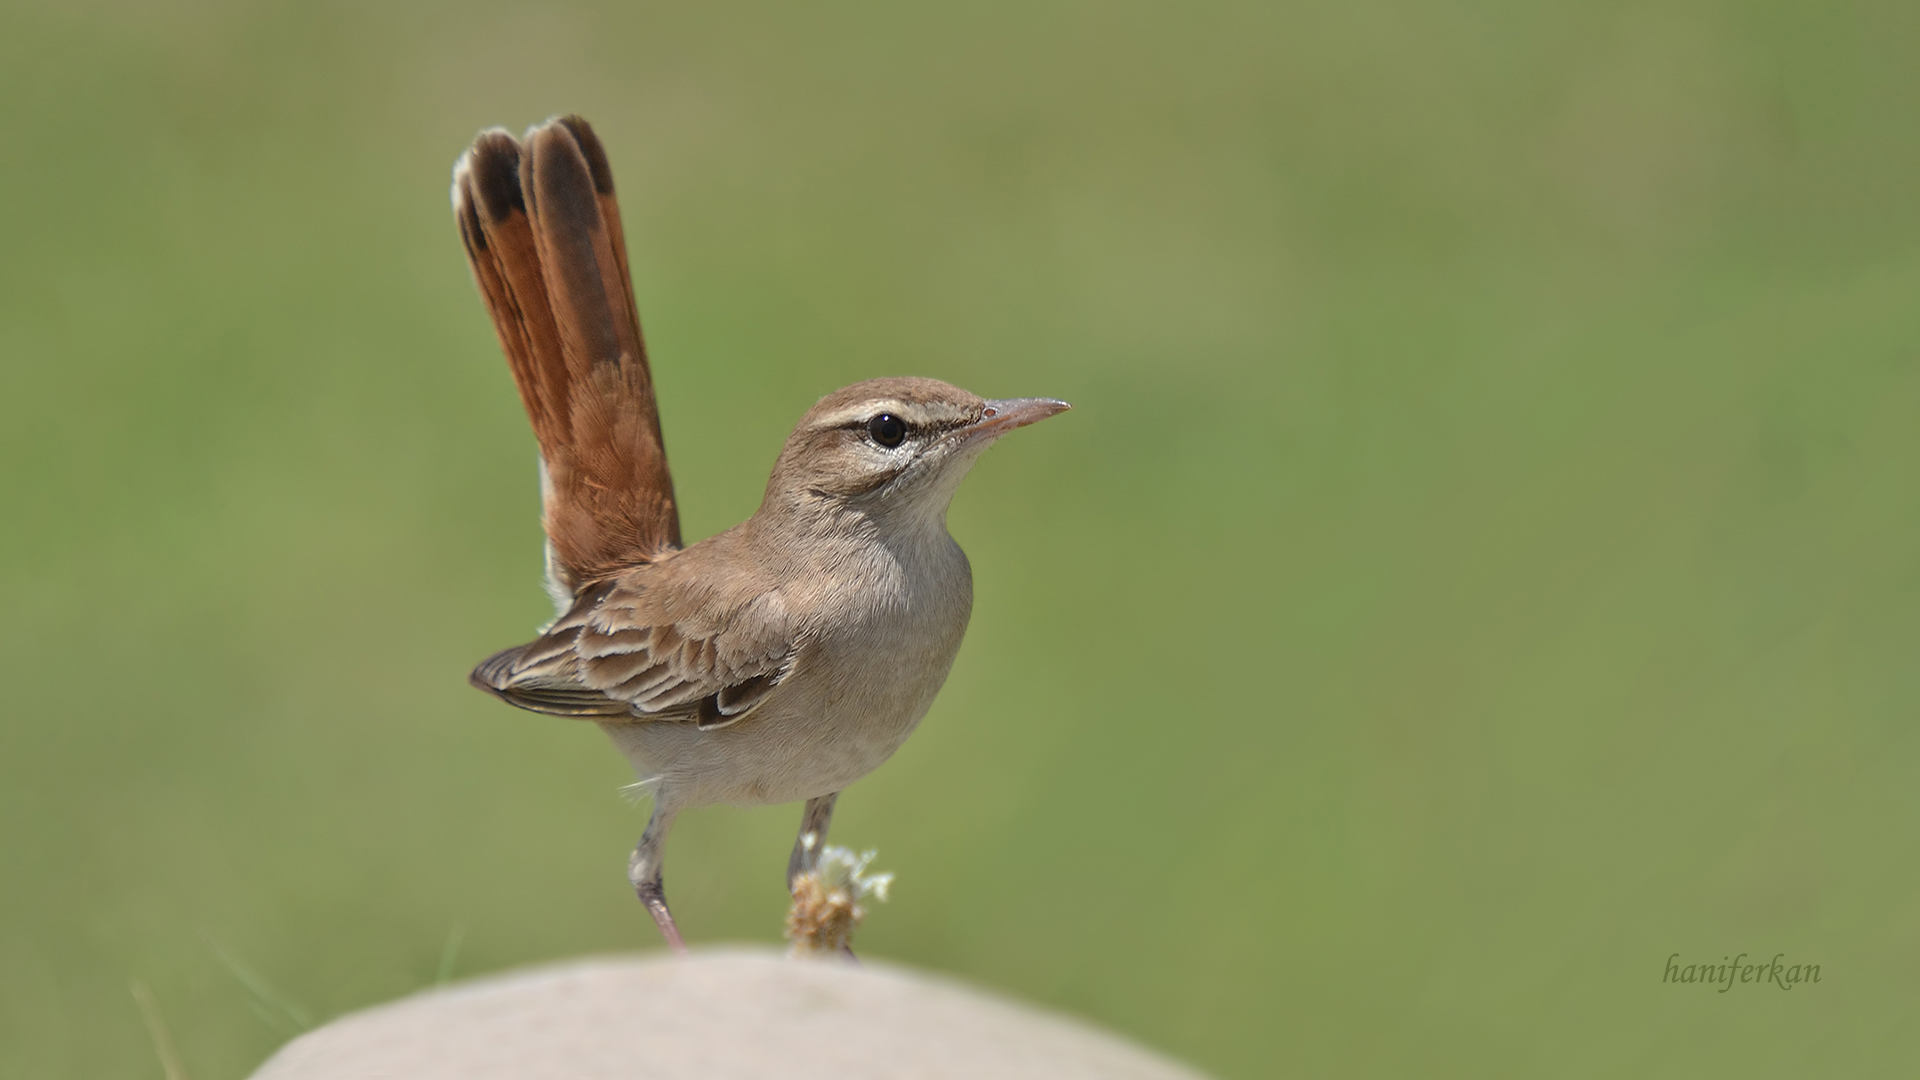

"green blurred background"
[3, 0, 1916, 1076]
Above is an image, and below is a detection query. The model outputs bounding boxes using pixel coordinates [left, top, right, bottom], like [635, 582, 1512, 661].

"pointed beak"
[964, 397, 1072, 443]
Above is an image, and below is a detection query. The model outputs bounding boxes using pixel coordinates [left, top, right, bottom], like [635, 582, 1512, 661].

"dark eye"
[866, 413, 907, 447]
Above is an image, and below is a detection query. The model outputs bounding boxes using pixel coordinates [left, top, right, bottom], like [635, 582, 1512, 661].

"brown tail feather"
[453, 116, 681, 589]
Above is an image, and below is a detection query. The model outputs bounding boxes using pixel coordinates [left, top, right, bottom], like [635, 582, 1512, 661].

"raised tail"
[452, 116, 681, 593]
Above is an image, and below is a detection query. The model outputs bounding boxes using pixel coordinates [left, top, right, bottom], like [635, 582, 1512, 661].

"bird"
[450, 115, 1067, 950]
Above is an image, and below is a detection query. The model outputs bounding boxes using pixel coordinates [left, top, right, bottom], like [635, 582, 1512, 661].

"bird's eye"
[866, 413, 908, 448]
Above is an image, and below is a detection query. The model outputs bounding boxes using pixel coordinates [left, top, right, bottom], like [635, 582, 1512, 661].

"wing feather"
[469, 573, 798, 730]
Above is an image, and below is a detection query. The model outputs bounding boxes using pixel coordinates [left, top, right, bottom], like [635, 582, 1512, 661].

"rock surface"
[249, 948, 1208, 1079]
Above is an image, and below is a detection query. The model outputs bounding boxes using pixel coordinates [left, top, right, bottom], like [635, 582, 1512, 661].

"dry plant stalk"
[785, 846, 893, 956]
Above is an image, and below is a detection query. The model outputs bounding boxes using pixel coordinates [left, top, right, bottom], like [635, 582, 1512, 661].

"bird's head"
[762, 376, 1068, 527]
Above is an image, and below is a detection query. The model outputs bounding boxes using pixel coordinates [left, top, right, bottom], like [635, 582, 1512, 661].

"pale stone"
[249, 948, 1208, 1080]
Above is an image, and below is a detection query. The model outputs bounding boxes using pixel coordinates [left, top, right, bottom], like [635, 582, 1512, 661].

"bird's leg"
[786, 792, 859, 961]
[628, 802, 686, 953]
[787, 792, 838, 893]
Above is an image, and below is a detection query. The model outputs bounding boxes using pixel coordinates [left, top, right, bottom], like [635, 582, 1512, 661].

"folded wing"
[470, 577, 799, 730]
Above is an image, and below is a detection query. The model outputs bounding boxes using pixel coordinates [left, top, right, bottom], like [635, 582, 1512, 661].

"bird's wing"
[452, 115, 680, 589]
[469, 576, 799, 730]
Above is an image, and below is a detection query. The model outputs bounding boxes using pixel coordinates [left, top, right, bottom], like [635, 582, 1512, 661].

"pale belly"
[600, 541, 973, 809]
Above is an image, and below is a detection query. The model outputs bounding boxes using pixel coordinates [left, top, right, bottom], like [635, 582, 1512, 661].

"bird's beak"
[958, 398, 1072, 445]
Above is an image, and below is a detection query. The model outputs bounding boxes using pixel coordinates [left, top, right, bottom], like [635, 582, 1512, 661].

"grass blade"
[435, 923, 466, 986]
[202, 933, 313, 1035]
[129, 980, 193, 1080]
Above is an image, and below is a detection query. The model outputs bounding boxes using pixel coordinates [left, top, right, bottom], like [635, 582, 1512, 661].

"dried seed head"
[785, 847, 893, 956]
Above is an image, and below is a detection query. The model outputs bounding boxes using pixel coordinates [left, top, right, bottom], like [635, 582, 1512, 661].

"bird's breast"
[605, 528, 974, 809]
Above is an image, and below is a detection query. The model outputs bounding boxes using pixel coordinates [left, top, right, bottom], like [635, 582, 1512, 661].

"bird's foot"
[637, 878, 689, 954]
